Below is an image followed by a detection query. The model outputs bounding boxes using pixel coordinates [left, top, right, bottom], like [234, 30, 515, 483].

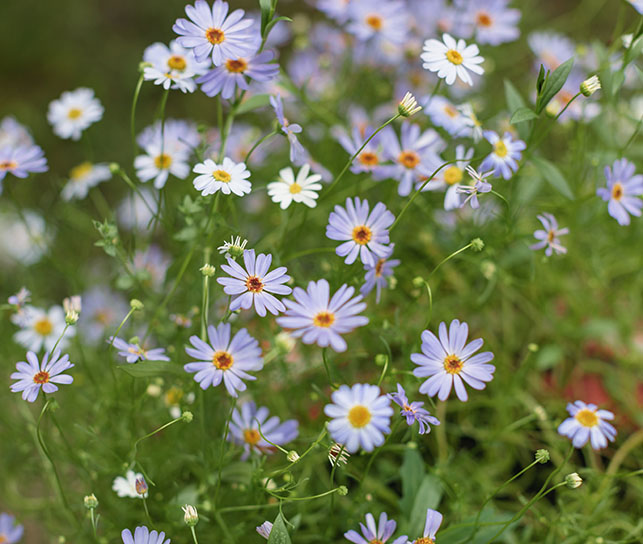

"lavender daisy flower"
[173, 0, 258, 66]
[270, 94, 307, 164]
[121, 526, 170, 544]
[0, 145, 48, 186]
[460, 0, 521, 46]
[110, 337, 170, 363]
[198, 50, 279, 99]
[344, 512, 408, 544]
[379, 123, 445, 196]
[276, 279, 368, 353]
[411, 319, 495, 402]
[184, 323, 263, 397]
[332, 125, 385, 175]
[530, 213, 568, 256]
[324, 383, 393, 453]
[8, 287, 30, 309]
[0, 513, 23, 544]
[0, 116, 34, 148]
[596, 158, 643, 226]
[360, 245, 400, 304]
[326, 197, 395, 266]
[227, 401, 299, 460]
[456, 166, 493, 209]
[413, 509, 443, 543]
[558, 400, 617, 450]
[217, 249, 292, 317]
[528, 31, 575, 71]
[388, 384, 440, 434]
[423, 96, 470, 137]
[10, 350, 74, 403]
[480, 130, 525, 179]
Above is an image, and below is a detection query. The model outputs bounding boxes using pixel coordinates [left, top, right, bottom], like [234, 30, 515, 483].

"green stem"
[428, 241, 475, 279]
[129, 415, 187, 464]
[244, 129, 278, 164]
[200, 248, 212, 341]
[50, 323, 70, 353]
[131, 73, 145, 156]
[109, 307, 136, 348]
[142, 497, 153, 527]
[360, 419, 402, 492]
[190, 526, 199, 544]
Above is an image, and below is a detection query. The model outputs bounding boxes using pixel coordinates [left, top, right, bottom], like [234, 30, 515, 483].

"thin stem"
[190, 526, 199, 544]
[131, 73, 145, 156]
[109, 307, 136, 348]
[129, 415, 187, 464]
[425, 79, 443, 106]
[428, 241, 475, 279]
[435, 401, 447, 462]
[50, 323, 70, 353]
[90, 508, 98, 540]
[244, 129, 278, 164]
[200, 248, 212, 341]
[376, 356, 389, 388]
[142, 497, 153, 527]
[158, 88, 170, 157]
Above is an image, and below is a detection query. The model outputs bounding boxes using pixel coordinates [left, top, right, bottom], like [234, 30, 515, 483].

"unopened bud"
[471, 238, 485, 251]
[65, 311, 79, 325]
[398, 92, 422, 117]
[337, 485, 348, 496]
[287, 450, 300, 463]
[565, 472, 583, 489]
[535, 449, 550, 464]
[182, 504, 199, 526]
[84, 494, 98, 509]
[182, 410, 194, 423]
[135, 477, 148, 496]
[412, 276, 425, 288]
[130, 299, 144, 311]
[374, 354, 387, 366]
[109, 162, 122, 175]
[580, 75, 601, 97]
[200, 264, 216, 277]
[63, 295, 82, 315]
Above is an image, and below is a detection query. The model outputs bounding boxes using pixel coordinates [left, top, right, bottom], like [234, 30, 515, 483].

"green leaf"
[531, 157, 574, 199]
[235, 93, 272, 115]
[118, 361, 184, 378]
[536, 64, 547, 94]
[407, 475, 443, 536]
[259, 0, 272, 36]
[624, 34, 643, 66]
[536, 57, 574, 114]
[268, 513, 292, 544]
[510, 107, 538, 124]
[265, 16, 292, 38]
[400, 447, 426, 515]
[504, 79, 525, 112]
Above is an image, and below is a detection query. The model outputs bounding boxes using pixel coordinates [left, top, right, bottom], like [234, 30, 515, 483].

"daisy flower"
[198, 50, 279, 99]
[324, 383, 393, 453]
[276, 279, 368, 352]
[456, 166, 493, 209]
[134, 143, 190, 190]
[192, 157, 251, 196]
[480, 130, 526, 179]
[425, 145, 474, 210]
[530, 213, 568, 256]
[0, 116, 34, 148]
[110, 337, 170, 364]
[596, 158, 643, 226]
[528, 31, 575, 71]
[113, 470, 148, 499]
[388, 384, 440, 435]
[421, 33, 484, 86]
[411, 319, 495, 402]
[217, 249, 292, 316]
[61, 162, 111, 201]
[333, 125, 386, 175]
[143, 40, 210, 93]
[184, 323, 263, 397]
[267, 163, 323, 209]
[460, 0, 521, 46]
[0, 513, 23, 544]
[173, 0, 258, 66]
[326, 197, 395, 266]
[13, 305, 72, 353]
[271, 94, 307, 164]
[10, 350, 74, 403]
[411, 509, 443, 544]
[0, 145, 48, 187]
[360, 245, 400, 304]
[423, 96, 470, 137]
[0, 210, 51, 266]
[344, 512, 408, 544]
[379, 123, 445, 196]
[227, 401, 299, 460]
[121, 526, 170, 544]
[47, 88, 104, 141]
[137, 119, 200, 156]
[558, 400, 617, 450]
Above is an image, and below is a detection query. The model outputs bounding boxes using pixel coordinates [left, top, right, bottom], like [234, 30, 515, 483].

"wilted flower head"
[328, 443, 350, 467]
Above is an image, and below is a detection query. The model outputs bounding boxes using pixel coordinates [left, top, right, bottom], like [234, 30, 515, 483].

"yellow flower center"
[313, 311, 335, 328]
[206, 27, 225, 44]
[414, 539, 435, 544]
[245, 275, 264, 293]
[494, 140, 508, 158]
[444, 104, 459, 118]
[213, 169, 231, 182]
[547, 229, 556, 243]
[243, 429, 261, 445]
[0, 535, 7, 543]
[575, 408, 599, 428]
[154, 153, 173, 169]
[611, 182, 623, 201]
[444, 166, 463, 185]
[347, 405, 371, 428]
[443, 354, 463, 374]
[33, 370, 50, 384]
[446, 49, 463, 65]
[225, 58, 248, 73]
[370, 540, 384, 544]
[352, 225, 372, 245]
[167, 55, 187, 71]
[212, 350, 234, 370]
[476, 12, 493, 27]
[398, 150, 420, 169]
[70, 161, 93, 181]
[289, 183, 302, 194]
[165, 386, 183, 405]
[374, 258, 386, 277]
[359, 151, 379, 167]
[34, 318, 53, 336]
[365, 14, 383, 31]
[0, 160, 17, 171]
[67, 108, 82, 119]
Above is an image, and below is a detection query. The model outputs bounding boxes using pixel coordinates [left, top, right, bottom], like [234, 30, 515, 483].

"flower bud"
[337, 485, 348, 496]
[182, 504, 199, 526]
[84, 494, 99, 509]
[328, 443, 350, 467]
[580, 75, 601, 97]
[398, 92, 422, 117]
[109, 162, 122, 175]
[374, 354, 387, 366]
[135, 477, 148, 496]
[130, 299, 144, 311]
[412, 276, 425, 288]
[535, 449, 550, 464]
[471, 238, 485, 251]
[65, 310, 79, 325]
[63, 295, 82, 315]
[182, 410, 194, 423]
[200, 264, 216, 277]
[565, 472, 583, 489]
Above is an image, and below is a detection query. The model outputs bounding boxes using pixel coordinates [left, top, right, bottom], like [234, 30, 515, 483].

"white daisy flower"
[192, 157, 251, 196]
[134, 143, 191, 189]
[421, 33, 485, 86]
[143, 40, 210, 93]
[13, 305, 74, 353]
[112, 470, 148, 499]
[61, 162, 111, 201]
[267, 164, 322, 209]
[47, 88, 104, 141]
[0, 210, 52, 266]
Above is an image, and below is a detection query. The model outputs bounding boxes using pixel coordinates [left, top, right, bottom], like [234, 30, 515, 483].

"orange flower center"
[611, 182, 623, 201]
[0, 160, 17, 170]
[347, 405, 371, 428]
[443, 104, 459, 118]
[443, 354, 463, 374]
[213, 169, 231, 182]
[547, 230, 555, 242]
[154, 153, 172, 169]
[398, 150, 420, 169]
[33, 371, 50, 384]
[313, 311, 335, 328]
[243, 429, 261, 445]
[212, 350, 234, 370]
[446, 49, 463, 65]
[245, 275, 264, 293]
[206, 27, 225, 44]
[167, 55, 187, 71]
[358, 151, 379, 167]
[365, 14, 383, 30]
[444, 166, 463, 185]
[34, 318, 53, 336]
[225, 58, 248, 73]
[352, 225, 372, 245]
[575, 408, 599, 427]
[67, 108, 82, 119]
[375, 258, 386, 277]
[476, 12, 493, 27]
[414, 539, 435, 544]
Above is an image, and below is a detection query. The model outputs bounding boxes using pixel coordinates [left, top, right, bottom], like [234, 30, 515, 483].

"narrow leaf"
[510, 107, 538, 124]
[531, 157, 574, 199]
[407, 475, 443, 536]
[235, 93, 272, 115]
[536, 64, 547, 94]
[400, 447, 426, 515]
[536, 58, 574, 114]
[268, 513, 292, 544]
[118, 361, 184, 378]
